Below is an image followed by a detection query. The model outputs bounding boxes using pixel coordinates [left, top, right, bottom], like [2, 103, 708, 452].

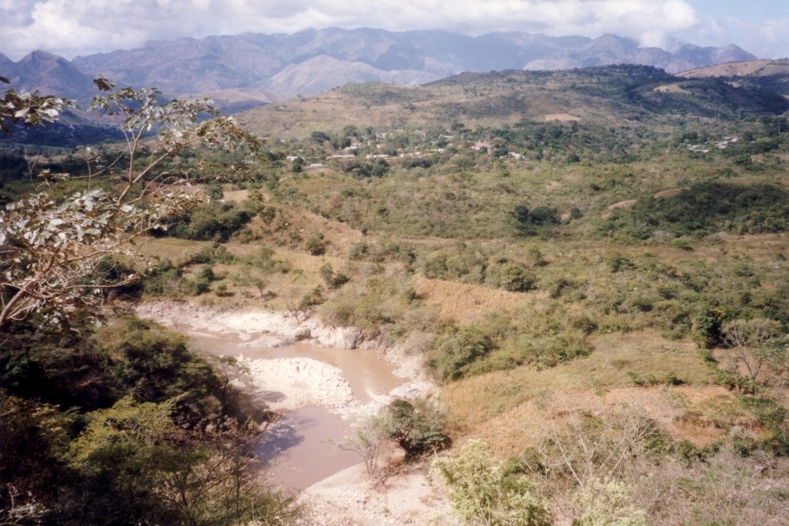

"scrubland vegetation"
[3, 64, 789, 524]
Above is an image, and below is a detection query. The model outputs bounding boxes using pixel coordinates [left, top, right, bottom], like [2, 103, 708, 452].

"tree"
[383, 399, 450, 460]
[0, 77, 264, 330]
[721, 318, 784, 387]
[0, 76, 71, 134]
[66, 397, 297, 526]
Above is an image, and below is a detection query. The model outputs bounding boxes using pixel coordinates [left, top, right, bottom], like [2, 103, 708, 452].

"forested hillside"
[3, 63, 789, 525]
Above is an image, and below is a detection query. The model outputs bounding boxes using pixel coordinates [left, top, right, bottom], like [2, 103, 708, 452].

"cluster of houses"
[280, 132, 529, 170]
[688, 136, 739, 154]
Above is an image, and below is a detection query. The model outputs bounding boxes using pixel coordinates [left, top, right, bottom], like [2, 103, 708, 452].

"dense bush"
[167, 200, 258, 241]
[512, 205, 560, 236]
[403, 157, 432, 169]
[343, 158, 389, 178]
[430, 326, 496, 381]
[383, 399, 450, 459]
[0, 318, 295, 526]
[432, 439, 552, 526]
[609, 183, 789, 238]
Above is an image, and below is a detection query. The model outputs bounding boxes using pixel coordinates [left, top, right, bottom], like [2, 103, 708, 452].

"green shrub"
[545, 277, 577, 299]
[627, 371, 660, 387]
[298, 286, 325, 310]
[430, 327, 496, 381]
[570, 315, 598, 335]
[498, 264, 537, 292]
[432, 439, 552, 526]
[527, 248, 548, 267]
[525, 334, 593, 365]
[205, 183, 224, 200]
[143, 261, 183, 296]
[305, 233, 326, 256]
[245, 247, 290, 274]
[319, 264, 350, 289]
[608, 254, 635, 273]
[197, 264, 215, 281]
[370, 159, 390, 177]
[349, 241, 371, 261]
[184, 277, 211, 296]
[383, 399, 450, 460]
[693, 307, 725, 348]
[671, 238, 694, 251]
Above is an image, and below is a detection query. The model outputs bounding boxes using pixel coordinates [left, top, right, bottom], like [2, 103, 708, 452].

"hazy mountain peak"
[4, 28, 763, 105]
[0, 53, 13, 71]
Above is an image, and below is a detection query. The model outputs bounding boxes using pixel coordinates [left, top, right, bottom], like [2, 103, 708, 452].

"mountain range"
[1, 27, 759, 110]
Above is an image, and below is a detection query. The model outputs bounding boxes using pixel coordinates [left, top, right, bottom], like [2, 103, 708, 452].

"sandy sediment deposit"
[237, 356, 355, 412]
[296, 462, 461, 526]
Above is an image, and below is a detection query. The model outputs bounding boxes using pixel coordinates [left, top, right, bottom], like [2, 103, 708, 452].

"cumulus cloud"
[0, 0, 781, 60]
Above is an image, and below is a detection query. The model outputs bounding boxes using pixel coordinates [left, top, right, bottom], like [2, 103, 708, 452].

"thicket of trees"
[0, 78, 298, 525]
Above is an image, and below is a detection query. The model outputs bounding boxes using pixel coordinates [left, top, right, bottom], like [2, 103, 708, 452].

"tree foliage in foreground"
[0, 75, 71, 134]
[0, 79, 295, 525]
[0, 77, 264, 331]
[0, 318, 297, 526]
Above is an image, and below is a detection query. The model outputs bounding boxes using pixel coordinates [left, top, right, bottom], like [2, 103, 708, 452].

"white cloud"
[0, 0, 696, 59]
[683, 14, 789, 59]
[0, 0, 783, 61]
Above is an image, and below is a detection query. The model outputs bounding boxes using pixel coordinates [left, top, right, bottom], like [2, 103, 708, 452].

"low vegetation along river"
[137, 302, 426, 491]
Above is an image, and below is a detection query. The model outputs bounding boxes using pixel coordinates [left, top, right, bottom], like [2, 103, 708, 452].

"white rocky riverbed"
[135, 301, 455, 525]
[135, 301, 433, 414]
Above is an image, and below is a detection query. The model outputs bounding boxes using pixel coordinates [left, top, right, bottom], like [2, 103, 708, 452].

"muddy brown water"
[188, 330, 405, 490]
[254, 405, 362, 491]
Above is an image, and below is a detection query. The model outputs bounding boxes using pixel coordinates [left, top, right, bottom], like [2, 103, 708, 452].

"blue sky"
[1, 0, 787, 61]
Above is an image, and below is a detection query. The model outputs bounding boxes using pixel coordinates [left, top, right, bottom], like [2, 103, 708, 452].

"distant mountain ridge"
[2, 28, 759, 108]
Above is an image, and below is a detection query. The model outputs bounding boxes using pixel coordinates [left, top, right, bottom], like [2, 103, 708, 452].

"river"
[188, 331, 406, 490]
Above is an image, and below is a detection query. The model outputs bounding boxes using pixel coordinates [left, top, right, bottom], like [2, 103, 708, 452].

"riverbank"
[135, 300, 456, 524]
[136, 300, 435, 414]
